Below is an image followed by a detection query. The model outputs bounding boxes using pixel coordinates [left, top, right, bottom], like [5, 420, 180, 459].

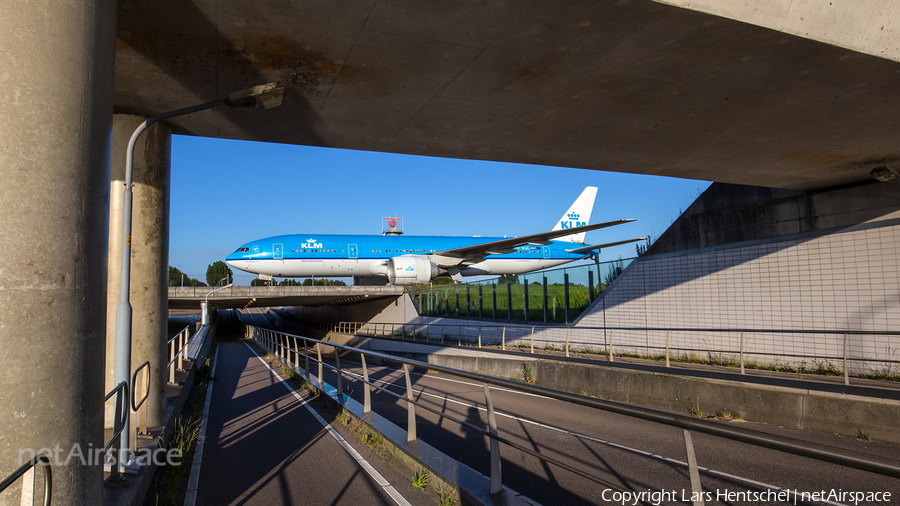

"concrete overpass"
[4, 1, 900, 503]
[112, 0, 900, 190]
[168, 285, 405, 310]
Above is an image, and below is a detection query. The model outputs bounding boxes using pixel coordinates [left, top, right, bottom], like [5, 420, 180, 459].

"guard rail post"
[683, 429, 704, 506]
[404, 364, 416, 442]
[843, 333, 850, 386]
[665, 330, 670, 368]
[317, 346, 324, 390]
[484, 384, 502, 494]
[565, 327, 570, 358]
[531, 327, 535, 354]
[176, 332, 184, 371]
[502, 327, 506, 351]
[739, 331, 745, 375]
[361, 353, 372, 414]
[335, 349, 344, 404]
[304, 339, 311, 382]
[609, 329, 614, 362]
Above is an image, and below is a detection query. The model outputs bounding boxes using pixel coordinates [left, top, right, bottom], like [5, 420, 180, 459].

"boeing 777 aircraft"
[225, 187, 645, 285]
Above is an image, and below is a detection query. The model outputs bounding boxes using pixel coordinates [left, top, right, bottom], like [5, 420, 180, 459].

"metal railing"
[103, 381, 130, 484]
[0, 454, 52, 506]
[334, 321, 364, 334]
[167, 326, 192, 384]
[349, 322, 900, 385]
[247, 325, 900, 500]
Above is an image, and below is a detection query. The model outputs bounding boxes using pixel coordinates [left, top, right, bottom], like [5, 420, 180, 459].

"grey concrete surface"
[106, 115, 173, 430]
[316, 350, 900, 506]
[360, 337, 900, 444]
[0, 2, 117, 505]
[194, 339, 422, 506]
[167, 285, 404, 310]
[648, 181, 900, 255]
[112, 1, 900, 190]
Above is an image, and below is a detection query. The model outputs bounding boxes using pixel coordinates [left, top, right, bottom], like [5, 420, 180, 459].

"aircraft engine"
[387, 255, 440, 285]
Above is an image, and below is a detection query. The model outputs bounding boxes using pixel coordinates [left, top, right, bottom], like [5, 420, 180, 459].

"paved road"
[193, 333, 430, 506]
[318, 350, 900, 505]
[233, 311, 900, 505]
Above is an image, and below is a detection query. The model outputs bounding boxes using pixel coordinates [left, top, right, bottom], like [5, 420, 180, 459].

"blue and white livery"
[225, 187, 645, 285]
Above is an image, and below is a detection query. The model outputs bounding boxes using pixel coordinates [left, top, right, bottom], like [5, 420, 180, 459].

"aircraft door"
[274, 243, 283, 259]
[542, 246, 550, 259]
[348, 244, 358, 259]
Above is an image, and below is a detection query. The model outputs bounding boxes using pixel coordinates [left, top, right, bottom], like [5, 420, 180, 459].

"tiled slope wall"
[577, 220, 900, 372]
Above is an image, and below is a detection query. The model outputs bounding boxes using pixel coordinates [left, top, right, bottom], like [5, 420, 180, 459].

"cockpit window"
[235, 247, 250, 253]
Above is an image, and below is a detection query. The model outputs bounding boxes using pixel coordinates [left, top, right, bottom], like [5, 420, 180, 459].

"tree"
[206, 261, 233, 287]
[636, 236, 653, 257]
[169, 266, 206, 286]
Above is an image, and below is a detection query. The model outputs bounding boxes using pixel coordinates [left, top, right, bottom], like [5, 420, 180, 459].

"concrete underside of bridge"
[4, 2, 900, 504]
[115, 0, 900, 190]
[167, 285, 406, 310]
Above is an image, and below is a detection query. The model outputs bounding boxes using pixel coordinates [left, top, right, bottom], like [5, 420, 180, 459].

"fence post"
[361, 353, 371, 414]
[843, 333, 850, 386]
[176, 333, 184, 371]
[317, 346, 324, 390]
[169, 340, 176, 383]
[501, 327, 506, 351]
[683, 429, 704, 506]
[609, 329, 614, 362]
[483, 384, 502, 494]
[478, 328, 482, 348]
[335, 349, 343, 404]
[739, 331, 745, 375]
[404, 364, 416, 442]
[531, 327, 535, 354]
[565, 327, 570, 358]
[458, 326, 462, 346]
[304, 339, 310, 382]
[665, 330, 670, 368]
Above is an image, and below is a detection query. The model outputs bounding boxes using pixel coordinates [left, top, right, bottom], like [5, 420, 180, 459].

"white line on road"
[245, 343, 412, 506]
[340, 361, 848, 506]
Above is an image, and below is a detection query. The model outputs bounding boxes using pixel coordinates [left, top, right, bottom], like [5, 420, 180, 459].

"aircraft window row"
[235, 247, 250, 253]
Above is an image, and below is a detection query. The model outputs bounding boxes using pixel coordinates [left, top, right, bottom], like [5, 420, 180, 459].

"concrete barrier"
[363, 337, 900, 444]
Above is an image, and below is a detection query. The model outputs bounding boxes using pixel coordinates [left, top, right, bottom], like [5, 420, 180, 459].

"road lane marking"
[340, 362, 848, 506]
[245, 343, 411, 506]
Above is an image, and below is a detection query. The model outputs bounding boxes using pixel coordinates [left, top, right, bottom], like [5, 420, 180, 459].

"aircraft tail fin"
[551, 186, 598, 244]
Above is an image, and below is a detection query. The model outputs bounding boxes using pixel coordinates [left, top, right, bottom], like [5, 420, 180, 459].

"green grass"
[410, 468, 430, 490]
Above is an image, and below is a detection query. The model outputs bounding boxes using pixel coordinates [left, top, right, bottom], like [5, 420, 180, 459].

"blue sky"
[170, 135, 710, 286]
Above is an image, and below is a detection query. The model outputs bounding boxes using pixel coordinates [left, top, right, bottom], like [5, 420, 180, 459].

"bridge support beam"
[105, 115, 172, 432]
[0, 1, 116, 504]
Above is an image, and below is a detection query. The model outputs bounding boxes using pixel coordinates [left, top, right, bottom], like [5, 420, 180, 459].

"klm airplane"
[225, 187, 645, 285]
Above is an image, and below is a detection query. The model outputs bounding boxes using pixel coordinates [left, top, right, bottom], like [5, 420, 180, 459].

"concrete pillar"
[105, 116, 172, 433]
[0, 1, 117, 504]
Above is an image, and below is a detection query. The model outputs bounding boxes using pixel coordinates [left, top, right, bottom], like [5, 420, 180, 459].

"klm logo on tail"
[560, 212, 586, 229]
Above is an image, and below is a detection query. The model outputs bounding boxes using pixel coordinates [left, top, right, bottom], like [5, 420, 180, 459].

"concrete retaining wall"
[363, 338, 900, 444]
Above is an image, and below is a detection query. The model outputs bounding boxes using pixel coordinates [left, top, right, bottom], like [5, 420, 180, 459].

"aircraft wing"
[565, 237, 649, 254]
[428, 219, 636, 267]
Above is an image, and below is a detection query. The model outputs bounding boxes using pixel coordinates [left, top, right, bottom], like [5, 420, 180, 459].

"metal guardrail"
[0, 454, 52, 506]
[167, 326, 192, 384]
[248, 325, 900, 501]
[349, 322, 900, 385]
[103, 381, 130, 484]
